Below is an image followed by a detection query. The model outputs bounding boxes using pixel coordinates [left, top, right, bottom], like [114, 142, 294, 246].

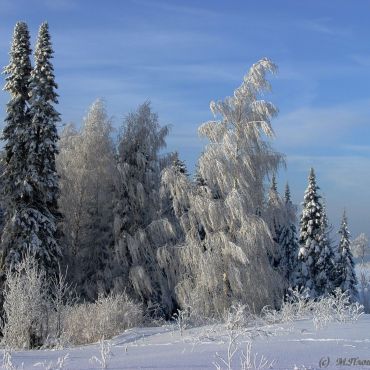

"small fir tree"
[278, 183, 299, 285]
[318, 201, 336, 292]
[335, 211, 358, 300]
[266, 175, 284, 269]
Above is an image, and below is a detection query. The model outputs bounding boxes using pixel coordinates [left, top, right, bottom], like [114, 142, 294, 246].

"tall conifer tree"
[1, 22, 62, 276]
[28, 22, 61, 220]
[1, 22, 33, 271]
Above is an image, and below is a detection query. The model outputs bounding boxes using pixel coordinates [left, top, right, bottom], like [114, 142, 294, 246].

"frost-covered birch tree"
[113, 102, 175, 314]
[335, 211, 358, 300]
[1, 22, 61, 277]
[297, 168, 335, 298]
[58, 100, 116, 299]
[160, 59, 285, 316]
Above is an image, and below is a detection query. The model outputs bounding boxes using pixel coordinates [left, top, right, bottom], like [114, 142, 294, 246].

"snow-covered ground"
[4, 315, 370, 370]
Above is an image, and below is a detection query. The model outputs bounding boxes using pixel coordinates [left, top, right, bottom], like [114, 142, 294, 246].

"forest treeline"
[0, 22, 360, 347]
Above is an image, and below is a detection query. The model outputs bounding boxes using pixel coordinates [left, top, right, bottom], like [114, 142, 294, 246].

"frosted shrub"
[1, 256, 47, 349]
[240, 341, 276, 370]
[328, 288, 363, 322]
[62, 293, 143, 345]
[223, 303, 255, 331]
[33, 354, 69, 370]
[213, 338, 275, 370]
[172, 308, 191, 336]
[89, 339, 113, 369]
[312, 301, 333, 330]
[262, 288, 311, 324]
[263, 287, 363, 330]
[310, 288, 363, 329]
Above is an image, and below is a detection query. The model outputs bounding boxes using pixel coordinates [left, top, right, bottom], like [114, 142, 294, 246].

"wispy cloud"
[138, 63, 243, 83]
[299, 17, 352, 37]
[288, 155, 370, 189]
[343, 144, 370, 153]
[350, 54, 370, 68]
[274, 100, 370, 150]
[42, 0, 78, 11]
[130, 0, 220, 18]
[53, 28, 220, 69]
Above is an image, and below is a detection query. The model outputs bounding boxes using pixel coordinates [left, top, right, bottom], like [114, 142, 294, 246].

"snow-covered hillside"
[3, 315, 370, 370]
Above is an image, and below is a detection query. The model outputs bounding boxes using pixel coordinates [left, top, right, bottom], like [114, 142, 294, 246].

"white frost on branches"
[159, 59, 285, 317]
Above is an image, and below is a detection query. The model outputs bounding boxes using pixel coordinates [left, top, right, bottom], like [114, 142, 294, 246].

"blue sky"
[1, 0, 370, 239]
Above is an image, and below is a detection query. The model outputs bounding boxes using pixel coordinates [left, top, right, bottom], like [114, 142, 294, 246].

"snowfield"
[4, 315, 370, 370]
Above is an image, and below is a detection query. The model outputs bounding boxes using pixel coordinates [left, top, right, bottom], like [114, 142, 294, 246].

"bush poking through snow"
[2, 348, 24, 370]
[33, 354, 69, 370]
[240, 341, 276, 370]
[213, 337, 275, 370]
[48, 265, 77, 347]
[1, 256, 47, 349]
[89, 339, 113, 369]
[213, 304, 275, 370]
[62, 293, 143, 345]
[172, 308, 191, 336]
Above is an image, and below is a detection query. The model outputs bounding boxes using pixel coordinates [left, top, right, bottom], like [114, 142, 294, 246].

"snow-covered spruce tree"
[335, 211, 358, 300]
[113, 102, 175, 314]
[172, 151, 188, 176]
[1, 22, 32, 273]
[0, 154, 6, 239]
[278, 183, 300, 286]
[265, 175, 285, 269]
[28, 22, 61, 220]
[160, 59, 285, 317]
[297, 168, 335, 298]
[1, 22, 62, 277]
[57, 100, 116, 299]
[22, 21, 62, 275]
[320, 201, 336, 288]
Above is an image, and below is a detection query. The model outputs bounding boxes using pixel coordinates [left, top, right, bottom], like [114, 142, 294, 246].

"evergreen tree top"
[270, 174, 277, 193]
[338, 210, 350, 252]
[3, 21, 32, 98]
[300, 167, 323, 241]
[284, 183, 291, 204]
[303, 167, 321, 203]
[268, 174, 279, 204]
[172, 152, 187, 175]
[30, 21, 59, 105]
